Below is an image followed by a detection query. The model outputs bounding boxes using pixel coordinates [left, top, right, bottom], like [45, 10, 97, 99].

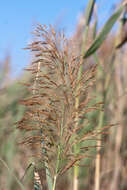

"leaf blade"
[83, 4, 125, 59]
[85, 0, 96, 26]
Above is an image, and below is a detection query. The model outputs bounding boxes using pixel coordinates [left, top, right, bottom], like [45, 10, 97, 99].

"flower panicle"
[17, 24, 105, 177]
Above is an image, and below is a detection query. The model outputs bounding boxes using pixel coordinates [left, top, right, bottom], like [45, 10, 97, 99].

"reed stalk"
[110, 14, 126, 187]
[73, 1, 95, 190]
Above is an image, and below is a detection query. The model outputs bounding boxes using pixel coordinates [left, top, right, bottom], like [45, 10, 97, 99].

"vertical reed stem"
[73, 61, 83, 190]
[52, 175, 57, 190]
[110, 50, 124, 190]
[93, 52, 103, 190]
[95, 111, 104, 190]
[73, 1, 95, 188]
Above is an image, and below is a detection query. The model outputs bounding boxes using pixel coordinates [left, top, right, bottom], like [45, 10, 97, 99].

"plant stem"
[52, 175, 57, 190]
[0, 157, 26, 190]
[95, 111, 104, 190]
[73, 2, 95, 189]
[110, 50, 124, 190]
[73, 158, 79, 190]
[45, 161, 53, 190]
[52, 104, 65, 190]
[93, 55, 103, 190]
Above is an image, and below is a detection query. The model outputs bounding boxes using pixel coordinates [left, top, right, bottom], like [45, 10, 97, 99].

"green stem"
[73, 1, 95, 188]
[73, 4, 94, 189]
[95, 109, 104, 190]
[45, 161, 53, 190]
[93, 53, 104, 190]
[52, 103, 65, 190]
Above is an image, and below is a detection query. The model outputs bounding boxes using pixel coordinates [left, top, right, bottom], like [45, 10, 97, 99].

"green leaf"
[92, 4, 98, 40]
[85, 0, 96, 26]
[83, 4, 125, 59]
[81, 0, 96, 55]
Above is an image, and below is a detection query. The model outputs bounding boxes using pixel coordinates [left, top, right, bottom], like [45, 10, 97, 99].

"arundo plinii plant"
[14, 0, 127, 189]
[17, 25, 110, 190]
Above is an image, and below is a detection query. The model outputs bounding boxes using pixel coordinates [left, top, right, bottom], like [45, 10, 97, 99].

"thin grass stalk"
[110, 17, 125, 187]
[94, 111, 104, 190]
[91, 6, 117, 188]
[73, 1, 95, 190]
[109, 50, 124, 190]
[93, 53, 104, 190]
[45, 161, 53, 190]
[93, 53, 108, 190]
[52, 175, 57, 190]
[53, 103, 65, 190]
[0, 157, 26, 190]
[94, 54, 111, 189]
[92, 9, 103, 190]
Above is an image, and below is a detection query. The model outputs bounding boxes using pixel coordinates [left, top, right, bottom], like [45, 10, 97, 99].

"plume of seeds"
[17, 24, 103, 181]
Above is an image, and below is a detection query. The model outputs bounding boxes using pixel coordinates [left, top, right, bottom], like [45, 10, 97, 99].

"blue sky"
[0, 0, 120, 77]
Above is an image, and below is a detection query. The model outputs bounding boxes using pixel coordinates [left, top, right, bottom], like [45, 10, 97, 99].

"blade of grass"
[83, 3, 126, 59]
[81, 0, 96, 55]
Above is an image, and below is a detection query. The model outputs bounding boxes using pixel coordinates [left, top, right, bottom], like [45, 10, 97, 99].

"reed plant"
[16, 1, 127, 190]
[17, 24, 100, 190]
